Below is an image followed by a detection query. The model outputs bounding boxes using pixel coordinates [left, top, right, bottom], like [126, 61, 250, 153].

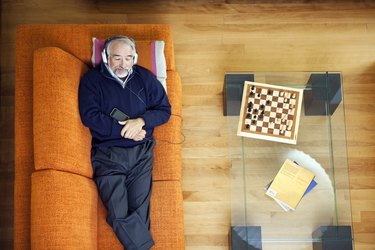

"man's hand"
[119, 118, 145, 140]
[132, 129, 146, 141]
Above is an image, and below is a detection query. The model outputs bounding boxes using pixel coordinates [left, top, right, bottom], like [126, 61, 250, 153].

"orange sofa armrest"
[33, 47, 92, 178]
[31, 170, 98, 249]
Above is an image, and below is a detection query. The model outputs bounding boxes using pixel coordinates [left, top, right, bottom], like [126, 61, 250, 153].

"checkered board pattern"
[237, 81, 304, 144]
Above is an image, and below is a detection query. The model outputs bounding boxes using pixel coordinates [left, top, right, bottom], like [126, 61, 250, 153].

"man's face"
[107, 41, 134, 79]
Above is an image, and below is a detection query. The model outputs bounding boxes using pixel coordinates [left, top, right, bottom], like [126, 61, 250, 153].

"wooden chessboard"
[237, 81, 304, 144]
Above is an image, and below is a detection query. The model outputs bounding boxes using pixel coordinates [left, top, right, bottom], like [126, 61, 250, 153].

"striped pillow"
[92, 37, 167, 92]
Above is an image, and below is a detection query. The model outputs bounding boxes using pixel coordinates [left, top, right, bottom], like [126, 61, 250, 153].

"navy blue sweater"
[78, 63, 171, 147]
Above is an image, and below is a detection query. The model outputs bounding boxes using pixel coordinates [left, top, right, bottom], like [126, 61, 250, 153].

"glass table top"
[225, 72, 353, 250]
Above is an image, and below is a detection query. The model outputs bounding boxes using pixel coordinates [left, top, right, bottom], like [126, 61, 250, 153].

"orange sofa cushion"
[150, 181, 185, 250]
[31, 170, 98, 249]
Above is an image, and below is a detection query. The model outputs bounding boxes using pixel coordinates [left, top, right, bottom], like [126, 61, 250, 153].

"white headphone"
[101, 35, 138, 65]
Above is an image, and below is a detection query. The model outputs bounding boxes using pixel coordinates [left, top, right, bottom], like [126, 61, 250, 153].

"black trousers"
[91, 140, 156, 250]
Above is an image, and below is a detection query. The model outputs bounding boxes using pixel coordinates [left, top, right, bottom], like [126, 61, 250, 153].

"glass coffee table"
[224, 72, 353, 250]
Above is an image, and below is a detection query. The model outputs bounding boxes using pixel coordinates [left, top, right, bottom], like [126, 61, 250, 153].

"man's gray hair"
[105, 35, 137, 58]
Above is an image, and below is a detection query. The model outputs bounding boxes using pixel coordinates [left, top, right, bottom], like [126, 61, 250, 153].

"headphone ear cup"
[133, 53, 138, 65]
[101, 49, 108, 64]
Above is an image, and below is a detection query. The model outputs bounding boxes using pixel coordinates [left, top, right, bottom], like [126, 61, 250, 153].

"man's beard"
[114, 67, 130, 78]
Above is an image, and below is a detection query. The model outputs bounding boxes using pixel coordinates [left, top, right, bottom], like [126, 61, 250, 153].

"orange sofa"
[15, 24, 184, 249]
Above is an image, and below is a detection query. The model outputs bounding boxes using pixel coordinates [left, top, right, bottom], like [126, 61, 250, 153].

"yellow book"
[265, 159, 315, 210]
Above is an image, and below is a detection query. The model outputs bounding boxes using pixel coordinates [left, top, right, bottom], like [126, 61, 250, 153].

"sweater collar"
[100, 63, 134, 88]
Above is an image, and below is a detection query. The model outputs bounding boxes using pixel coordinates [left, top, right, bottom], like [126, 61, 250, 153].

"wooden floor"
[1, 0, 375, 249]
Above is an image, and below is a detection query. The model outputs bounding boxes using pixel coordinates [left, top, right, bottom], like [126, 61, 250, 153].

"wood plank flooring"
[1, 1, 374, 249]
